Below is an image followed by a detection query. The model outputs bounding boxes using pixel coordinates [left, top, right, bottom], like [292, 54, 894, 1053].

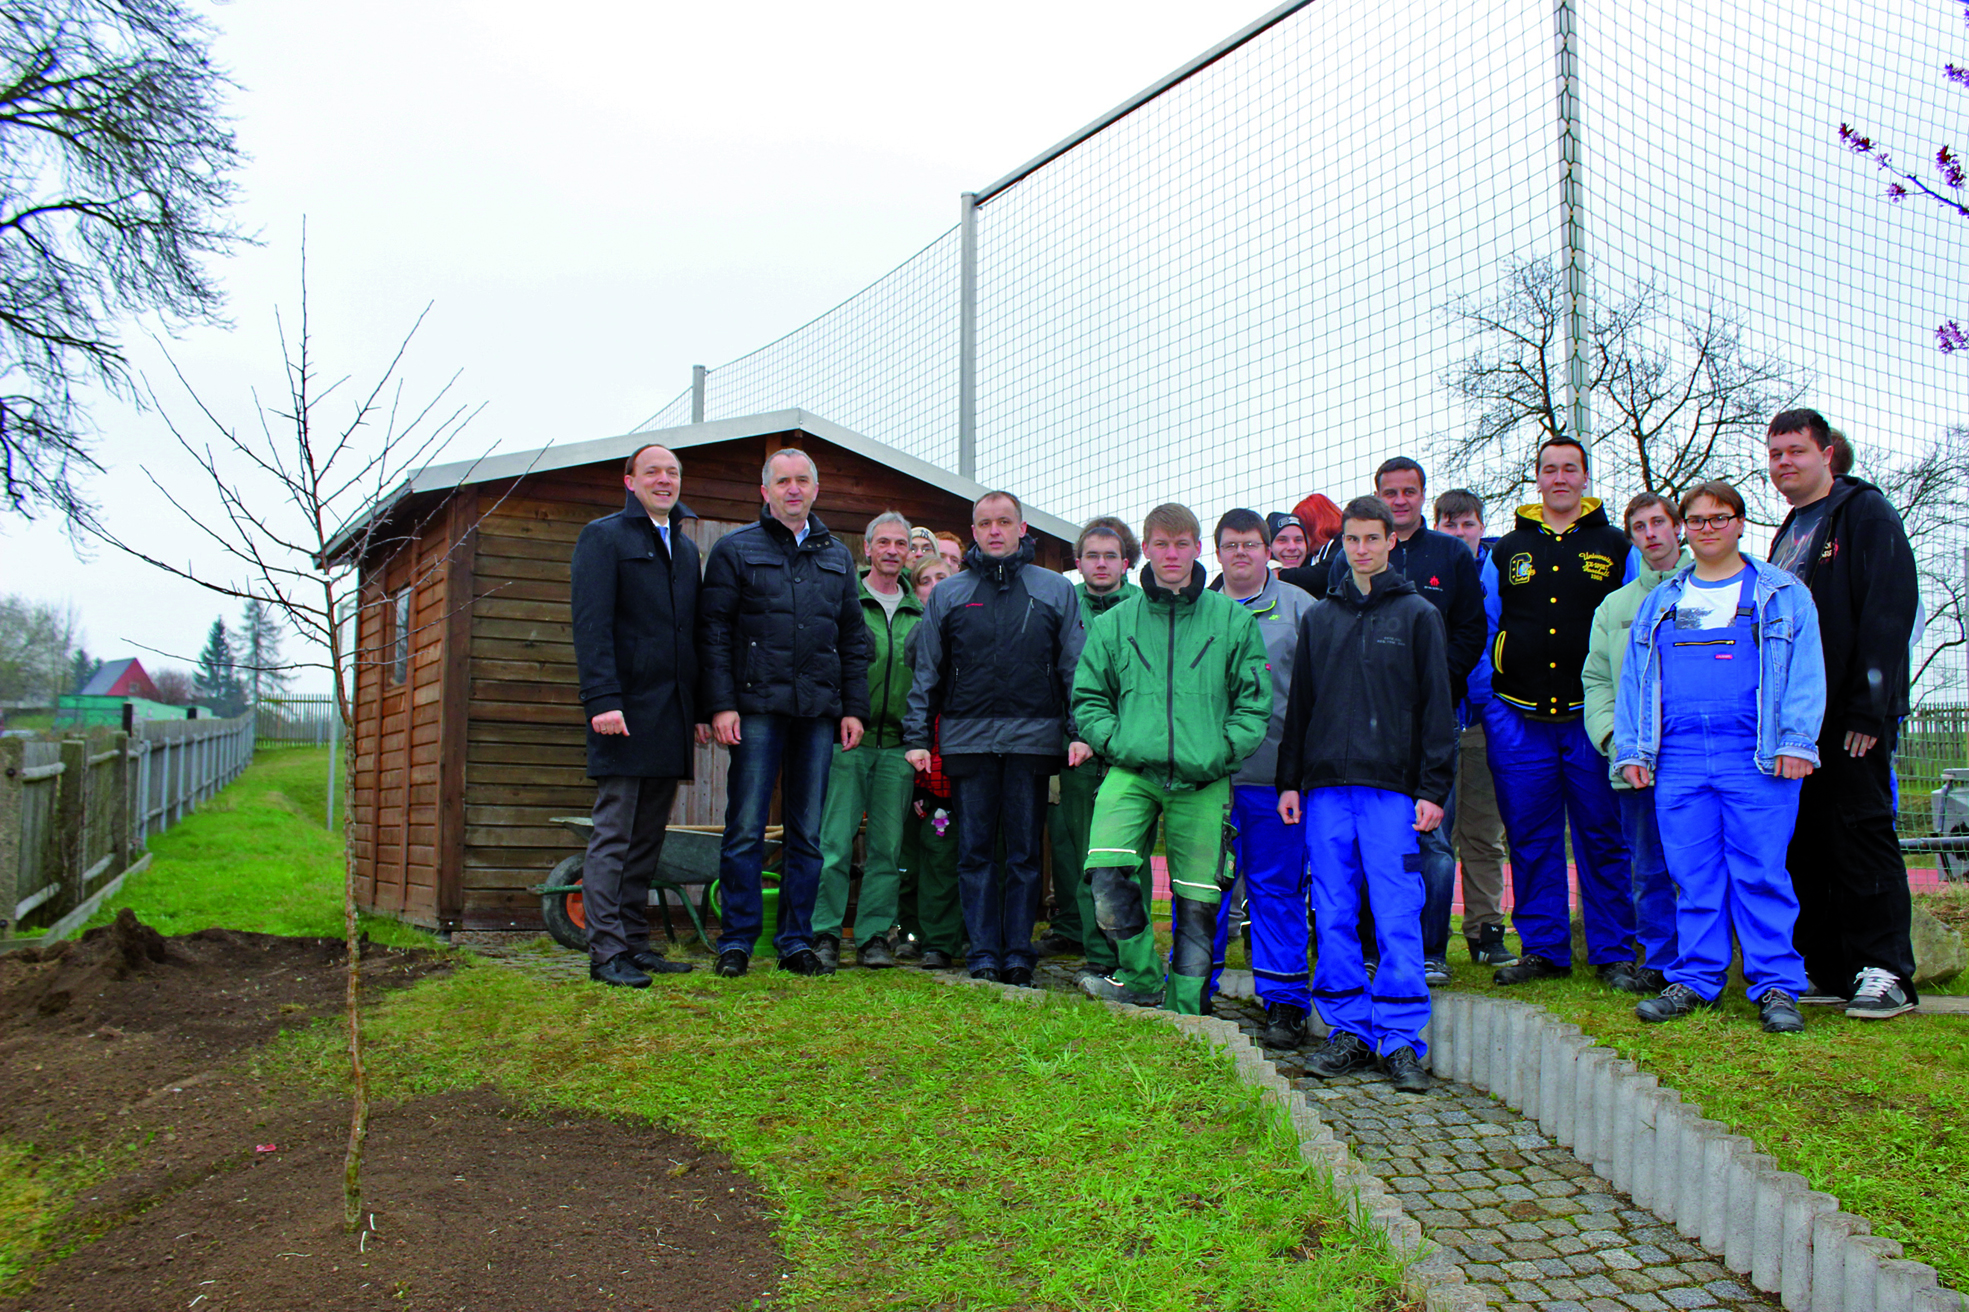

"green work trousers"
[813, 744, 913, 942]
[898, 800, 965, 955]
[1087, 767, 1230, 1014]
[1053, 760, 1157, 973]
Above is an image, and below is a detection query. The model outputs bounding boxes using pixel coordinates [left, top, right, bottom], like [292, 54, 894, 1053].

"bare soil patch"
[0, 912, 782, 1312]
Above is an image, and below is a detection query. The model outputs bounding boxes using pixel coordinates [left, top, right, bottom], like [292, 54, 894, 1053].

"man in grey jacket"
[903, 491, 1087, 985]
[1582, 492, 1691, 993]
[1209, 509, 1318, 1045]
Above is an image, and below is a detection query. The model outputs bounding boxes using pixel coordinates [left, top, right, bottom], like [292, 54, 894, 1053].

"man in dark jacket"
[903, 491, 1086, 986]
[1282, 457, 1484, 984]
[1767, 409, 1922, 1018]
[1277, 496, 1453, 1093]
[699, 448, 872, 978]
[570, 443, 707, 987]
[1478, 436, 1639, 988]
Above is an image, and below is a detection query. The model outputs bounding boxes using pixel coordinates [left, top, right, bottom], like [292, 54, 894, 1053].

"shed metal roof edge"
[324, 409, 1082, 562]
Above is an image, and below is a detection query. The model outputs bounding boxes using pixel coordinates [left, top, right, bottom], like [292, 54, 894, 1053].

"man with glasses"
[1766, 409, 1921, 1019]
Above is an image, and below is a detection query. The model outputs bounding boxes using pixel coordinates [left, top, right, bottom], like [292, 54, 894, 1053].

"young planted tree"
[1, 0, 246, 522]
[1438, 257, 1805, 521]
[92, 257, 485, 1231]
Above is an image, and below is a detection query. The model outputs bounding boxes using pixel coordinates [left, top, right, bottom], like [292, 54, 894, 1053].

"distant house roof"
[79, 658, 160, 700]
[322, 408, 1081, 564]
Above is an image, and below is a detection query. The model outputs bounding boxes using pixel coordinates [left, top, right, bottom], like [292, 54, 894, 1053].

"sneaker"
[919, 948, 954, 969]
[1493, 955, 1570, 986]
[856, 937, 898, 969]
[1032, 932, 1081, 957]
[1383, 1045, 1432, 1094]
[1845, 967, 1915, 1021]
[1079, 973, 1163, 1006]
[713, 949, 749, 978]
[1468, 924, 1519, 966]
[813, 933, 841, 973]
[970, 966, 1003, 983]
[777, 948, 828, 977]
[892, 937, 925, 962]
[1597, 961, 1650, 994]
[1635, 982, 1720, 1023]
[1304, 1031, 1378, 1079]
[1001, 965, 1035, 987]
[1759, 988, 1806, 1034]
[1423, 958, 1451, 987]
[1258, 1002, 1308, 1049]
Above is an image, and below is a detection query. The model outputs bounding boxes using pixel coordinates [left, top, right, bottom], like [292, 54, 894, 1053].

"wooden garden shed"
[325, 409, 1080, 933]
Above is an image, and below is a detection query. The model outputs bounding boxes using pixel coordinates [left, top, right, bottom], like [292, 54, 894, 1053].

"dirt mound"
[6, 1088, 782, 1312]
[0, 910, 448, 1148]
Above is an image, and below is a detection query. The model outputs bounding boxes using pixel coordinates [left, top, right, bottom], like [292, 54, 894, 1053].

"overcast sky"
[2, 0, 1241, 693]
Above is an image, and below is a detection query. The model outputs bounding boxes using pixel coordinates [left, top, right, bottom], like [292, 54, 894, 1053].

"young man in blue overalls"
[1613, 480, 1826, 1033]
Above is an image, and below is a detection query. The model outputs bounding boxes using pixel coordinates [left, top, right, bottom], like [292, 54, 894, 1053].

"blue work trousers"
[1304, 786, 1431, 1058]
[1617, 788, 1679, 972]
[1204, 785, 1311, 1010]
[948, 753, 1050, 973]
[716, 713, 836, 959]
[1483, 700, 1636, 967]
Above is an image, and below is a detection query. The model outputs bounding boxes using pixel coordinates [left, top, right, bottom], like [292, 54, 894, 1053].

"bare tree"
[2, 0, 246, 522]
[1856, 425, 1969, 694]
[1438, 258, 1806, 520]
[0, 593, 80, 701]
[150, 665, 194, 705]
[90, 249, 491, 1232]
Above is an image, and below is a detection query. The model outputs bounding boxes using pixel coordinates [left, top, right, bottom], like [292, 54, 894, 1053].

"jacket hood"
[1080, 578, 1138, 614]
[1140, 560, 1208, 605]
[1326, 566, 1418, 609]
[756, 505, 829, 545]
[965, 533, 1037, 587]
[620, 490, 697, 525]
[1513, 496, 1611, 534]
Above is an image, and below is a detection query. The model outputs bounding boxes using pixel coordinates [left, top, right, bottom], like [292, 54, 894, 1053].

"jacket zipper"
[1165, 605, 1178, 779]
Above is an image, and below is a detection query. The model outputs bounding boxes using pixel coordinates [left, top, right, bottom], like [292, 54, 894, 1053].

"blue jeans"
[1617, 788, 1678, 972]
[1417, 768, 1459, 961]
[716, 714, 835, 959]
[948, 753, 1050, 972]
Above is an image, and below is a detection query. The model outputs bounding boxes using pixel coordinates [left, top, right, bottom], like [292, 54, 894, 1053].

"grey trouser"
[1455, 717, 1508, 934]
[583, 775, 679, 963]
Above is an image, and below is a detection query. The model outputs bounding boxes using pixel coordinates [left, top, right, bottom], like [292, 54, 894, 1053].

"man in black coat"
[570, 442, 708, 987]
[1767, 409, 1922, 1018]
[699, 448, 872, 978]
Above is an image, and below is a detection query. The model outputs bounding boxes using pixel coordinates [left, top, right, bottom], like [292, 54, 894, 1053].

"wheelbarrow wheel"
[540, 854, 587, 952]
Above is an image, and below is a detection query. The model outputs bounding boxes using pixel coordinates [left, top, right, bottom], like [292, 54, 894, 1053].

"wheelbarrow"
[532, 818, 782, 954]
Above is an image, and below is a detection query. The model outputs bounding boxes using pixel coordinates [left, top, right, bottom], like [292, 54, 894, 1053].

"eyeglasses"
[1684, 513, 1742, 530]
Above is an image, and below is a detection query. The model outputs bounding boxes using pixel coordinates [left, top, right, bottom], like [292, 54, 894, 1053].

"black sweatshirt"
[1483, 499, 1630, 719]
[1275, 569, 1454, 805]
[1768, 475, 1919, 742]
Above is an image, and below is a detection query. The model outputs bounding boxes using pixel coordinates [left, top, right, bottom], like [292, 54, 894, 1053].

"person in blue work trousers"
[1613, 480, 1824, 1033]
[1481, 437, 1642, 989]
[1203, 508, 1318, 1044]
[1279, 496, 1454, 1094]
[1583, 492, 1693, 994]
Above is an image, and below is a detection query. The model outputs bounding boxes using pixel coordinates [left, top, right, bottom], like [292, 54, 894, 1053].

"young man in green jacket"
[814, 512, 923, 971]
[1582, 493, 1690, 993]
[1072, 504, 1272, 1014]
[1039, 516, 1149, 970]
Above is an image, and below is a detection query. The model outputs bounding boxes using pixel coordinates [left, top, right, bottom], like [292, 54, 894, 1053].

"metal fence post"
[1556, 0, 1590, 449]
[958, 190, 978, 480]
[691, 364, 707, 423]
[0, 737, 22, 938]
[327, 707, 341, 831]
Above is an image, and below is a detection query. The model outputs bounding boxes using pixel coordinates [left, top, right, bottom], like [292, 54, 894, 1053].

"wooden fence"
[0, 714, 255, 947]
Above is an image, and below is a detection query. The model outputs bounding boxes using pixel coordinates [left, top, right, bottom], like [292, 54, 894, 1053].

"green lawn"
[1436, 935, 1969, 1288]
[27, 750, 1405, 1311]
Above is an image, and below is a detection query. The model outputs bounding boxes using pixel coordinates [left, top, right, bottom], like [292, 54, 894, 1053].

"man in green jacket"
[1039, 516, 1150, 970]
[814, 512, 923, 970]
[1582, 492, 1690, 993]
[1073, 503, 1272, 1014]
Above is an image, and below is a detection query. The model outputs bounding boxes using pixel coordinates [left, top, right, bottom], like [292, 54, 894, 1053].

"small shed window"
[390, 589, 412, 685]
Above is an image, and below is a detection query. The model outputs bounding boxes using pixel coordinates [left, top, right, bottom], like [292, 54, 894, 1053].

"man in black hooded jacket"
[570, 442, 708, 987]
[1767, 409, 1921, 1019]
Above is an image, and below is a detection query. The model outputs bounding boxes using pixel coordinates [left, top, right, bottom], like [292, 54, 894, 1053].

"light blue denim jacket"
[1612, 556, 1826, 777]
